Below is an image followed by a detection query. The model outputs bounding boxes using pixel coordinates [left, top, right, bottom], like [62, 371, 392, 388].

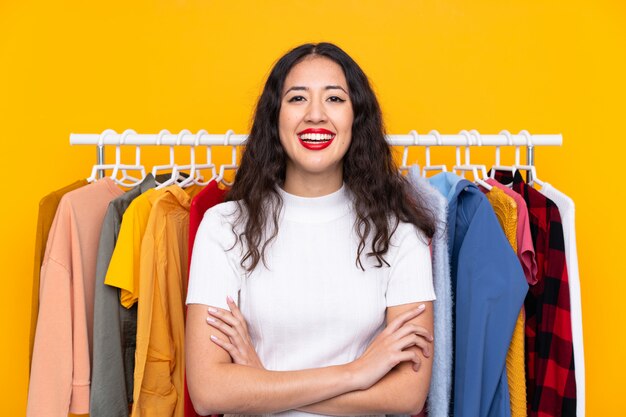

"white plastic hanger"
[155, 129, 192, 189]
[188, 129, 218, 186]
[512, 130, 545, 188]
[452, 130, 492, 190]
[109, 129, 146, 187]
[215, 130, 238, 187]
[398, 130, 419, 175]
[398, 144, 410, 175]
[87, 129, 117, 183]
[177, 129, 219, 188]
[175, 129, 203, 189]
[421, 130, 448, 177]
[489, 129, 518, 180]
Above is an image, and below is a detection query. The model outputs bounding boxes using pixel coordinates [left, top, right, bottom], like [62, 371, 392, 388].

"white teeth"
[298, 133, 335, 141]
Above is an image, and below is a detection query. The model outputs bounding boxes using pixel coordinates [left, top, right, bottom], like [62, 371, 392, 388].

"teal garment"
[428, 173, 528, 417]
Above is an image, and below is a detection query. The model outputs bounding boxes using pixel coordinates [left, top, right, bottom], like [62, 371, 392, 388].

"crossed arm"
[185, 299, 433, 416]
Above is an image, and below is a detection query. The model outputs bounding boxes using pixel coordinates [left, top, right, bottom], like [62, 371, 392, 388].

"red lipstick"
[297, 128, 336, 151]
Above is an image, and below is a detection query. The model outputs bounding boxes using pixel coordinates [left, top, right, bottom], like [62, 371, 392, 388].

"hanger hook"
[157, 129, 170, 146]
[470, 129, 482, 146]
[224, 129, 234, 146]
[195, 129, 207, 147]
[428, 130, 442, 146]
[500, 129, 513, 146]
[99, 129, 116, 147]
[120, 129, 132, 144]
[470, 130, 488, 178]
[120, 129, 136, 146]
[177, 129, 190, 146]
[519, 129, 532, 147]
[409, 130, 419, 146]
[459, 130, 473, 165]
[497, 130, 513, 166]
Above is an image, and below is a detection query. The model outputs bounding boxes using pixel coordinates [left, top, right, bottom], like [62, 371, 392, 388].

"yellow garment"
[185, 183, 203, 199]
[132, 185, 191, 417]
[106, 188, 160, 307]
[106, 184, 202, 307]
[29, 179, 87, 372]
[485, 187, 527, 417]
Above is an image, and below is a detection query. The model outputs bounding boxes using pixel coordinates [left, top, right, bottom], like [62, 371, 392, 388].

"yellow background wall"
[2, 1, 624, 415]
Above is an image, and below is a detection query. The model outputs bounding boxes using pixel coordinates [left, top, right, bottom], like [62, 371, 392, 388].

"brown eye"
[328, 96, 346, 103]
[288, 96, 306, 102]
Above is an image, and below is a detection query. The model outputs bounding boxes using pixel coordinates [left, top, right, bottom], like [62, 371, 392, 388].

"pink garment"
[485, 178, 538, 284]
[27, 178, 124, 417]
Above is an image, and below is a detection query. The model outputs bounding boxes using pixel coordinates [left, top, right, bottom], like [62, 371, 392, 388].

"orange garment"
[485, 187, 527, 417]
[27, 178, 124, 417]
[29, 179, 87, 373]
[131, 185, 192, 417]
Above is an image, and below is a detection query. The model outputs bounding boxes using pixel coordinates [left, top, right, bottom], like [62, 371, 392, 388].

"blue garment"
[429, 173, 528, 417]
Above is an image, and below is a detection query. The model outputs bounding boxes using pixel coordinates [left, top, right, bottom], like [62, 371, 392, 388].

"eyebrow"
[283, 85, 348, 96]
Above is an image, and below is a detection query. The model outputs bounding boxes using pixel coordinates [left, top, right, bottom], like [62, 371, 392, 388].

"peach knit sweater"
[27, 178, 124, 417]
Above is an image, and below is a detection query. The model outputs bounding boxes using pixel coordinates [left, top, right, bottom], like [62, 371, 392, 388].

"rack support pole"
[97, 145, 105, 179]
[527, 145, 534, 183]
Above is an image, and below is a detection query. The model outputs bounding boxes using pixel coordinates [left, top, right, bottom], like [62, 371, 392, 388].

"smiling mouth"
[297, 132, 335, 151]
[297, 133, 336, 143]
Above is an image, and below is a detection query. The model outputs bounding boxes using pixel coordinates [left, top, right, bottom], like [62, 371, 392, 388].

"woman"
[186, 42, 436, 416]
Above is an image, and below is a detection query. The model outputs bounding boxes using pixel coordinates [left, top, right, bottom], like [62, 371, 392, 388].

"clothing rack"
[69, 130, 563, 182]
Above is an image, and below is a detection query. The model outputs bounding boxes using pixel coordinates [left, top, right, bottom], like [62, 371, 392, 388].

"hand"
[206, 296, 265, 369]
[350, 304, 433, 390]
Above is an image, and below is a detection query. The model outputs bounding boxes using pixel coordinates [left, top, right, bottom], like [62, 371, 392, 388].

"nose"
[304, 96, 327, 123]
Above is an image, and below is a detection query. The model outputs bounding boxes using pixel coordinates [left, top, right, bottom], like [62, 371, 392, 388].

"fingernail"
[227, 295, 234, 303]
[208, 307, 218, 313]
[207, 317, 216, 323]
[210, 335, 218, 341]
[417, 304, 425, 310]
[430, 335, 434, 342]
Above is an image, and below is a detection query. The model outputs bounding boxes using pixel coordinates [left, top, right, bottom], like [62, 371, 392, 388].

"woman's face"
[278, 55, 354, 187]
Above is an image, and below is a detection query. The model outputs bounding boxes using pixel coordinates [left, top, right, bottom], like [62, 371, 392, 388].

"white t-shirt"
[186, 184, 436, 417]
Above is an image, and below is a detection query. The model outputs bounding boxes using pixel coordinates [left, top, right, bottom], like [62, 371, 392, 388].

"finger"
[396, 349, 421, 371]
[207, 316, 249, 355]
[208, 306, 239, 327]
[394, 323, 434, 342]
[402, 334, 431, 357]
[395, 334, 431, 357]
[226, 296, 248, 330]
[208, 307, 249, 340]
[413, 356, 422, 372]
[213, 305, 251, 346]
[210, 335, 242, 363]
[206, 316, 239, 339]
[385, 304, 426, 334]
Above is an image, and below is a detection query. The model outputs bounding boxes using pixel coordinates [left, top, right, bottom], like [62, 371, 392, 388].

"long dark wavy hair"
[227, 42, 436, 272]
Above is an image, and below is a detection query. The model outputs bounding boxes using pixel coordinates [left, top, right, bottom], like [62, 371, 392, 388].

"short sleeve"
[105, 200, 146, 308]
[186, 206, 242, 310]
[386, 224, 436, 306]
